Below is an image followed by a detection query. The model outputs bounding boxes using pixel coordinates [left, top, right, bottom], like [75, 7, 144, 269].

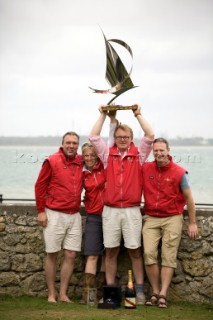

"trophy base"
[102, 105, 137, 111]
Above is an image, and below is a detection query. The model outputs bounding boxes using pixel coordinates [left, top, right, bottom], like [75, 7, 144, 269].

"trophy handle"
[102, 104, 137, 111]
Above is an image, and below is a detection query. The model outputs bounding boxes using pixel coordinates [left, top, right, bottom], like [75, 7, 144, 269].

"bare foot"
[58, 295, 73, 303]
[48, 297, 57, 303]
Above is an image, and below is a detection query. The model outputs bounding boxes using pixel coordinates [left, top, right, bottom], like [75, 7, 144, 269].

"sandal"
[145, 293, 159, 306]
[158, 295, 168, 308]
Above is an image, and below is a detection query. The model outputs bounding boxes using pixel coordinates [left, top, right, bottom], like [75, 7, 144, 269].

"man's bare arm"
[133, 104, 155, 140]
[182, 187, 198, 240]
[90, 105, 108, 136]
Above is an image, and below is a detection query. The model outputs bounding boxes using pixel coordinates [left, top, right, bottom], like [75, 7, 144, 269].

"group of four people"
[35, 104, 198, 308]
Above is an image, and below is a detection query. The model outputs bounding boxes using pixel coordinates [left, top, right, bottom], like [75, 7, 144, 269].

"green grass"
[0, 295, 212, 320]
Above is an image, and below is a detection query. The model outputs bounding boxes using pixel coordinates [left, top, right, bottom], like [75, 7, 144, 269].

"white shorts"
[102, 206, 142, 249]
[43, 208, 82, 253]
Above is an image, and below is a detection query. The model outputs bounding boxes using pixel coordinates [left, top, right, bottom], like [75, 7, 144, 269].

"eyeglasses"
[115, 136, 130, 140]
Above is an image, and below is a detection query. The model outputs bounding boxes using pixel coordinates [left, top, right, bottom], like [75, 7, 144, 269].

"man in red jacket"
[142, 138, 198, 308]
[35, 132, 83, 303]
[89, 104, 155, 305]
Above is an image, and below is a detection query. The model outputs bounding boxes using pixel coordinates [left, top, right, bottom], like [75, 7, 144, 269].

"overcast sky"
[0, 0, 213, 139]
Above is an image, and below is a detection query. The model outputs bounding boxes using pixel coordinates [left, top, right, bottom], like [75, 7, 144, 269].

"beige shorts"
[142, 214, 183, 268]
[43, 208, 82, 253]
[102, 206, 142, 249]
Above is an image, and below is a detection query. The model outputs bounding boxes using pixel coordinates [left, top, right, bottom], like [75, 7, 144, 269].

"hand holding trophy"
[98, 103, 141, 118]
[89, 28, 139, 111]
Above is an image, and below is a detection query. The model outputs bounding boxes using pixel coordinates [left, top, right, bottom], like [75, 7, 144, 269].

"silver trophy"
[89, 28, 138, 111]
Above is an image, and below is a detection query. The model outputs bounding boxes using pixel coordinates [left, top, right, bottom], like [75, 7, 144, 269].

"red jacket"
[104, 143, 143, 208]
[142, 156, 186, 217]
[35, 148, 83, 214]
[83, 160, 105, 214]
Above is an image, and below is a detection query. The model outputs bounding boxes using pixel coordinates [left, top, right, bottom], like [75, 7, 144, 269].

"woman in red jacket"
[79, 142, 106, 304]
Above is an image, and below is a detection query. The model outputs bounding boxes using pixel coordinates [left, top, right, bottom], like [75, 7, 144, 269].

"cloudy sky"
[0, 0, 213, 139]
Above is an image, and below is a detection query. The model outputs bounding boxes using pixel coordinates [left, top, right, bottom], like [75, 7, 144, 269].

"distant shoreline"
[0, 136, 213, 146]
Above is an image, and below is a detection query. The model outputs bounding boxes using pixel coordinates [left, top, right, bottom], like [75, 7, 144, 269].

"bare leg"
[158, 266, 174, 307]
[85, 256, 99, 275]
[105, 247, 120, 285]
[45, 252, 58, 302]
[128, 248, 144, 284]
[100, 255, 105, 272]
[145, 263, 160, 295]
[58, 250, 76, 301]
[96, 256, 106, 302]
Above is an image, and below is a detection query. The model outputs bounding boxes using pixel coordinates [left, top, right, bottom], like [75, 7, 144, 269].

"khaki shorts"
[102, 206, 142, 249]
[142, 214, 183, 268]
[43, 208, 82, 253]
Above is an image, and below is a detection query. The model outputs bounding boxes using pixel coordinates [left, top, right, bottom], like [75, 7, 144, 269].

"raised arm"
[107, 109, 118, 147]
[133, 104, 155, 140]
[89, 105, 109, 167]
[90, 105, 108, 136]
[107, 109, 118, 125]
[132, 104, 154, 164]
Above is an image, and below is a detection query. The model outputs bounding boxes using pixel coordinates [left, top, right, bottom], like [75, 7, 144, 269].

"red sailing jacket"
[35, 148, 83, 214]
[142, 156, 187, 217]
[83, 160, 105, 214]
[104, 143, 143, 208]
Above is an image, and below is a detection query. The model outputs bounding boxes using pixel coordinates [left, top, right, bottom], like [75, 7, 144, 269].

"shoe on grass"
[136, 292, 146, 305]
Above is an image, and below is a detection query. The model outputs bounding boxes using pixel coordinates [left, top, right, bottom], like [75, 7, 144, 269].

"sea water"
[0, 145, 213, 205]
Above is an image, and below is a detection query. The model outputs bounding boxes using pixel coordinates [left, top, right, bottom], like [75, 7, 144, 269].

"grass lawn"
[0, 296, 212, 320]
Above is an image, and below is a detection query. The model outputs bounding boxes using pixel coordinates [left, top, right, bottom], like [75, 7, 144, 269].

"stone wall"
[0, 204, 212, 304]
